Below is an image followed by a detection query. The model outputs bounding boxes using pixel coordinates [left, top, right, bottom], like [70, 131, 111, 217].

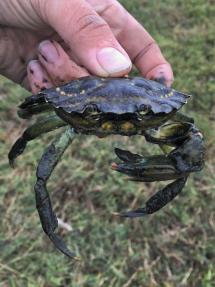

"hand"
[0, 0, 173, 93]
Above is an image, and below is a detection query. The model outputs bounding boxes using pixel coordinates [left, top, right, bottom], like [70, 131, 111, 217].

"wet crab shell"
[20, 76, 190, 115]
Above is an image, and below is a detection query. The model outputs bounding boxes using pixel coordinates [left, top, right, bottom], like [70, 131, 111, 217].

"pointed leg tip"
[49, 232, 79, 260]
[112, 211, 136, 218]
[113, 211, 135, 218]
[118, 212, 131, 218]
[119, 209, 148, 218]
[8, 158, 16, 168]
[62, 250, 81, 261]
[66, 251, 81, 261]
[112, 211, 121, 216]
[73, 256, 81, 261]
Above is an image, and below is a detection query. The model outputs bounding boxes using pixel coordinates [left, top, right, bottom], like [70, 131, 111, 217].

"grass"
[0, 0, 215, 286]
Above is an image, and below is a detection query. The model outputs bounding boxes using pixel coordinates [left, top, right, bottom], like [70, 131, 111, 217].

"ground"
[0, 0, 215, 286]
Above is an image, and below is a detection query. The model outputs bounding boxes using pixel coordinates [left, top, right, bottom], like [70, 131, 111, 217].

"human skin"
[0, 0, 174, 93]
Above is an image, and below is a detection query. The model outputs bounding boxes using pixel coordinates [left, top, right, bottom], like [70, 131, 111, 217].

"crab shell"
[30, 77, 189, 112]
[20, 77, 190, 134]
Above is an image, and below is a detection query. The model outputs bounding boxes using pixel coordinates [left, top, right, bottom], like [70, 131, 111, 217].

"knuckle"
[133, 41, 159, 63]
[53, 56, 72, 77]
[96, 1, 128, 36]
[100, 1, 124, 18]
[75, 13, 108, 34]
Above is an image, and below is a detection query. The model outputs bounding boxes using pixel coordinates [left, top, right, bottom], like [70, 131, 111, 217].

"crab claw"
[114, 148, 142, 163]
[112, 150, 185, 182]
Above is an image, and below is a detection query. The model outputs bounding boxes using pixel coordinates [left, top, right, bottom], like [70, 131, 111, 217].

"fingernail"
[154, 75, 174, 87]
[164, 78, 174, 88]
[146, 64, 174, 87]
[154, 76, 166, 85]
[28, 60, 52, 92]
[38, 40, 59, 63]
[28, 60, 43, 79]
[97, 47, 132, 75]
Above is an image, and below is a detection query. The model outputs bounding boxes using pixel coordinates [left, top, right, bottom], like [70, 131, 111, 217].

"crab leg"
[172, 112, 194, 124]
[114, 176, 187, 218]
[8, 115, 66, 167]
[34, 127, 78, 259]
[18, 102, 52, 119]
[17, 93, 52, 119]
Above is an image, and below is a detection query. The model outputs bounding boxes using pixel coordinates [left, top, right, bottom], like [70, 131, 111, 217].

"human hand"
[0, 0, 173, 93]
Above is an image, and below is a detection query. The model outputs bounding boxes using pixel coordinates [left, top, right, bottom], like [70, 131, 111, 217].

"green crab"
[8, 76, 205, 259]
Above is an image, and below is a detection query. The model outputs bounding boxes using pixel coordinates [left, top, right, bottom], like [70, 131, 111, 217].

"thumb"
[37, 0, 132, 76]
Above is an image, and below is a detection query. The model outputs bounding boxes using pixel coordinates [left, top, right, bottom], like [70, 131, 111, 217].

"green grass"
[0, 0, 215, 286]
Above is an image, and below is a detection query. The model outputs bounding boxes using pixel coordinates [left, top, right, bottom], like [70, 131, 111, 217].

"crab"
[8, 76, 205, 259]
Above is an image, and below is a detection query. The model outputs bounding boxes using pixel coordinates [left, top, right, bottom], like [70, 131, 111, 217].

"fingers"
[37, 0, 132, 77]
[27, 60, 53, 93]
[119, 17, 173, 86]
[32, 0, 172, 86]
[38, 40, 89, 85]
[30, 0, 172, 88]
[27, 41, 90, 92]
[86, 0, 173, 86]
[0, 0, 173, 90]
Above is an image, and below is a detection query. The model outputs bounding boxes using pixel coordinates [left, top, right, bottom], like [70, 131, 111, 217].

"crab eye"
[136, 105, 150, 119]
[84, 104, 101, 121]
[84, 104, 99, 115]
